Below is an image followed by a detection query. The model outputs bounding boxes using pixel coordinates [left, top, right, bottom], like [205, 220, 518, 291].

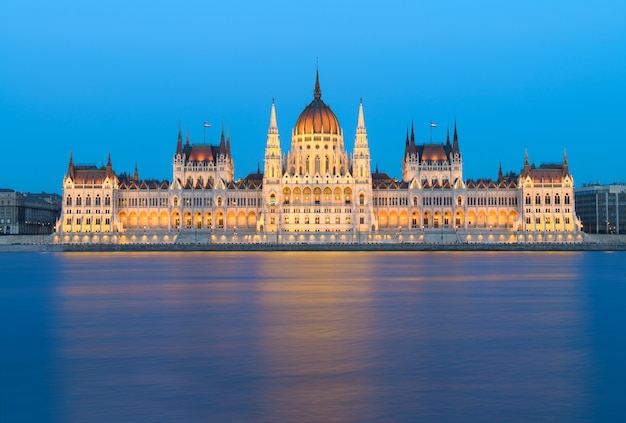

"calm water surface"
[1, 251, 625, 422]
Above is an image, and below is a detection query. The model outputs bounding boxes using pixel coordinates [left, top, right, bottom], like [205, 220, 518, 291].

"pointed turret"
[498, 162, 503, 182]
[67, 151, 75, 180]
[353, 98, 371, 180]
[185, 129, 190, 147]
[563, 149, 570, 175]
[226, 133, 231, 157]
[452, 121, 460, 155]
[176, 127, 183, 155]
[356, 98, 366, 133]
[133, 163, 139, 182]
[314, 67, 322, 100]
[521, 150, 531, 177]
[269, 98, 278, 135]
[404, 127, 410, 157]
[106, 151, 113, 178]
[219, 123, 226, 156]
[446, 127, 451, 147]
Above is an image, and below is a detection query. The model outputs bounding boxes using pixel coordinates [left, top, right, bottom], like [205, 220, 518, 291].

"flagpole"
[204, 124, 206, 144]
[430, 121, 436, 143]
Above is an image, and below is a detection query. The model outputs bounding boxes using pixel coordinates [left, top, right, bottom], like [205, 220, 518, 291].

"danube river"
[1, 251, 625, 422]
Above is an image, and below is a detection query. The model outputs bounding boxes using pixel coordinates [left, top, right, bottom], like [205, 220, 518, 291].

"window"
[76, 196, 82, 206]
[66, 196, 72, 206]
[535, 195, 540, 205]
[105, 195, 111, 206]
[565, 194, 570, 205]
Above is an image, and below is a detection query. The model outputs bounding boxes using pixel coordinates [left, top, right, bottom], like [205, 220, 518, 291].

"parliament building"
[54, 71, 582, 245]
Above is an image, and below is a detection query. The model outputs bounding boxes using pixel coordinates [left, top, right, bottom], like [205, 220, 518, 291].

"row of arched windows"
[66, 194, 110, 207]
[525, 193, 570, 206]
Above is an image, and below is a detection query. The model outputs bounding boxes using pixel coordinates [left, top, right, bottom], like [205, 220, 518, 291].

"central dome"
[294, 71, 340, 135]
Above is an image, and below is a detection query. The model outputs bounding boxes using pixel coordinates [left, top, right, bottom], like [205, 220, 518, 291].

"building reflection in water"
[50, 251, 593, 422]
[256, 252, 378, 422]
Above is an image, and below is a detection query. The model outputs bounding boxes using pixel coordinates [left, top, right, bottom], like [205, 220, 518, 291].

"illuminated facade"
[56, 71, 582, 244]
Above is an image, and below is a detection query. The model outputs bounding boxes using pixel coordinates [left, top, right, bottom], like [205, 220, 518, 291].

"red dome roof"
[294, 72, 340, 135]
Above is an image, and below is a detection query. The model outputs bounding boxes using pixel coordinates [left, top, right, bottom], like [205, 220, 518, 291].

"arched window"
[359, 193, 365, 205]
[95, 195, 101, 206]
[565, 194, 570, 205]
[270, 194, 276, 206]
[545, 194, 551, 205]
[457, 196, 463, 206]
[173, 197, 179, 207]
[535, 194, 541, 205]
[86, 195, 91, 206]
[525, 194, 531, 205]
[555, 194, 561, 205]
[66, 196, 72, 206]
[413, 196, 418, 206]
[315, 156, 320, 174]
[105, 195, 111, 206]
[76, 196, 82, 206]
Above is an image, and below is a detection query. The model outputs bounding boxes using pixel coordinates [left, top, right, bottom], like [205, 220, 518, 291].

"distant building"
[575, 184, 626, 234]
[0, 189, 61, 235]
[55, 71, 582, 244]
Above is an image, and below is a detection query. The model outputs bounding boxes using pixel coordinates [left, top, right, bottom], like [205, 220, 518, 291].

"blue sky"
[1, 0, 625, 193]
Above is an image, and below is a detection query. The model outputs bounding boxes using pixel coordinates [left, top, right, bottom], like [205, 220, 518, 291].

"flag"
[204, 122, 211, 128]
[430, 122, 437, 127]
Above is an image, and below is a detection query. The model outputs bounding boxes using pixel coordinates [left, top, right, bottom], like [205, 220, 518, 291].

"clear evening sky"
[1, 0, 625, 194]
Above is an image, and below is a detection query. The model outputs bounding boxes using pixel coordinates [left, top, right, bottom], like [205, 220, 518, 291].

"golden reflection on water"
[256, 253, 378, 421]
[52, 251, 592, 422]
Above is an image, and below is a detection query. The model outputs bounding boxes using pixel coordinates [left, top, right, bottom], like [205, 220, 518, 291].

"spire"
[176, 127, 183, 155]
[313, 66, 322, 100]
[269, 98, 278, 134]
[133, 163, 138, 182]
[106, 151, 113, 178]
[185, 129, 190, 147]
[357, 98, 365, 130]
[498, 162, 503, 181]
[452, 120, 460, 154]
[226, 133, 231, 157]
[67, 151, 75, 179]
[219, 122, 226, 155]
[446, 127, 451, 147]
[405, 127, 409, 149]
[523, 149, 530, 174]
[563, 149, 569, 175]
[355, 98, 368, 141]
